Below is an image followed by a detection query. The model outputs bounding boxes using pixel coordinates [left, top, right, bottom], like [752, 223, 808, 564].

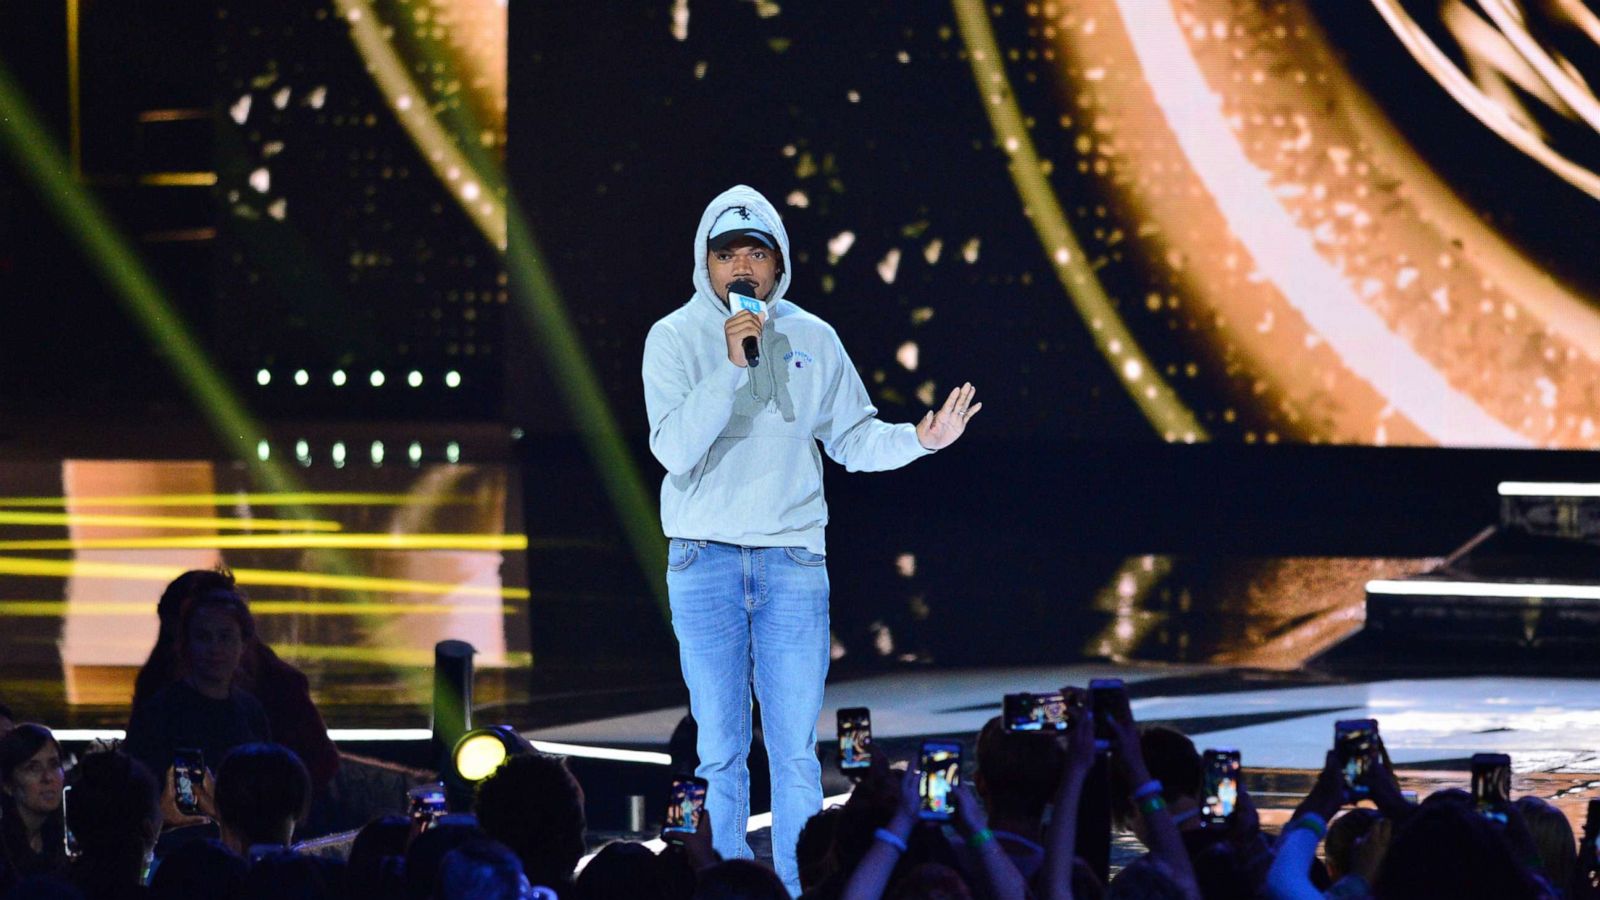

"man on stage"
[642, 184, 980, 894]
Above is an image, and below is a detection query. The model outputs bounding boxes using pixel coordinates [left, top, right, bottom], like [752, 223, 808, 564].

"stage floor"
[537, 663, 1600, 830]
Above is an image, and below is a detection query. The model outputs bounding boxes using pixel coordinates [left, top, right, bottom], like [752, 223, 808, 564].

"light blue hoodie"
[642, 185, 931, 554]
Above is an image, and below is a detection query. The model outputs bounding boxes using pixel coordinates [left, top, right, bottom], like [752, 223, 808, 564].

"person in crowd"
[973, 715, 1065, 881]
[210, 743, 311, 857]
[345, 815, 409, 900]
[62, 750, 161, 900]
[794, 807, 842, 895]
[695, 859, 792, 900]
[132, 570, 339, 799]
[1517, 796, 1578, 897]
[1040, 693, 1201, 900]
[0, 703, 16, 739]
[842, 767, 1027, 900]
[239, 849, 345, 900]
[146, 839, 246, 900]
[404, 816, 485, 900]
[122, 587, 271, 828]
[574, 841, 676, 900]
[0, 725, 67, 881]
[435, 839, 531, 900]
[473, 754, 587, 896]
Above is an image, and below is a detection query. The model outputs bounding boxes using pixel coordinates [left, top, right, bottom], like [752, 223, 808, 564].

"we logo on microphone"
[732, 294, 765, 317]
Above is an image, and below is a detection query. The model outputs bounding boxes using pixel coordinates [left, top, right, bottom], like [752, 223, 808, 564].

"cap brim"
[709, 229, 777, 251]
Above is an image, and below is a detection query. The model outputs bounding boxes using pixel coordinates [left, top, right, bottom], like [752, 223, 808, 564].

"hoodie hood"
[692, 185, 792, 314]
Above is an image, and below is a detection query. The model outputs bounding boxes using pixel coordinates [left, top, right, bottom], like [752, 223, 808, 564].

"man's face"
[707, 237, 780, 305]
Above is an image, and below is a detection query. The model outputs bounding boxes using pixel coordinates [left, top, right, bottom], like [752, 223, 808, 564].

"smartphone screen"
[837, 707, 872, 773]
[1334, 719, 1381, 798]
[406, 783, 448, 834]
[62, 784, 79, 859]
[173, 748, 204, 816]
[1471, 753, 1512, 824]
[663, 775, 708, 836]
[1003, 692, 1069, 733]
[1089, 678, 1128, 743]
[918, 741, 962, 821]
[1202, 749, 1241, 826]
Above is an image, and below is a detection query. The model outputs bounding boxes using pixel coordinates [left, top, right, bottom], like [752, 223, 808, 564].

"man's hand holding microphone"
[724, 280, 765, 368]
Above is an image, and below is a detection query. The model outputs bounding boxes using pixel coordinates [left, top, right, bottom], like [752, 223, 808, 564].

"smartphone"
[1333, 719, 1382, 798]
[406, 782, 448, 834]
[663, 775, 708, 837]
[1202, 749, 1242, 826]
[173, 748, 205, 816]
[62, 784, 80, 859]
[837, 707, 872, 774]
[1089, 678, 1129, 744]
[1003, 692, 1070, 733]
[918, 740, 962, 821]
[1471, 753, 1512, 825]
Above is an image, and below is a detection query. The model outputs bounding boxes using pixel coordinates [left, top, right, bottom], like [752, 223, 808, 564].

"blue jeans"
[666, 539, 830, 897]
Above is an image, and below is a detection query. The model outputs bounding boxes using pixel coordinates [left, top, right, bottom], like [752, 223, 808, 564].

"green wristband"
[967, 828, 995, 848]
[1138, 795, 1167, 816]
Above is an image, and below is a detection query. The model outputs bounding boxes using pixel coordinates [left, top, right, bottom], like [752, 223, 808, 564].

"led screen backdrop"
[509, 0, 1600, 449]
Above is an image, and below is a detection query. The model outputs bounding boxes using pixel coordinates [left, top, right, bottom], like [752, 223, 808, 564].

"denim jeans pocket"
[782, 547, 827, 567]
[667, 540, 700, 571]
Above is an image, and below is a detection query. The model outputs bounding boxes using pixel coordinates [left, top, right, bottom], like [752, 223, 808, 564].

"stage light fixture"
[257, 369, 271, 386]
[332, 442, 347, 468]
[294, 369, 310, 386]
[257, 440, 270, 462]
[451, 725, 533, 783]
[446, 441, 460, 464]
[370, 370, 386, 387]
[332, 369, 348, 386]
[408, 370, 423, 387]
[445, 370, 462, 388]
[370, 441, 384, 466]
[408, 442, 422, 465]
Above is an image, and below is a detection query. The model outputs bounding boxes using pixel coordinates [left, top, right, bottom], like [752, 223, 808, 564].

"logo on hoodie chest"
[783, 350, 814, 369]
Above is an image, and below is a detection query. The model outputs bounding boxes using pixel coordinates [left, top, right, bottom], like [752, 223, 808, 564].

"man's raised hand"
[917, 383, 982, 451]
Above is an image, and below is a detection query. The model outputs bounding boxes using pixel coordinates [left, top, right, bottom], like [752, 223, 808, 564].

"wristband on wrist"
[1138, 795, 1167, 816]
[967, 828, 995, 849]
[1288, 813, 1328, 839]
[1132, 779, 1164, 801]
[874, 828, 908, 853]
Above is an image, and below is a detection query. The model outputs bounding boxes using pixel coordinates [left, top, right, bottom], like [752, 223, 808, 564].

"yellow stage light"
[452, 725, 532, 782]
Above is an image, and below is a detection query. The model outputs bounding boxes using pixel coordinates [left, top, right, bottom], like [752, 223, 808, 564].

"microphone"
[728, 280, 764, 367]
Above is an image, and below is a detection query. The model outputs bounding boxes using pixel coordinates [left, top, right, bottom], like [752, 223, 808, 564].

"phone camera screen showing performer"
[1471, 753, 1512, 825]
[1334, 719, 1382, 798]
[1003, 692, 1069, 733]
[918, 740, 962, 821]
[837, 707, 872, 773]
[1202, 749, 1241, 826]
[664, 776, 708, 836]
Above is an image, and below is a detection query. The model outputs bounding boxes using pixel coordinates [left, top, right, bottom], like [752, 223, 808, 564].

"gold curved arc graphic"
[1369, 0, 1600, 200]
[950, 0, 1208, 443]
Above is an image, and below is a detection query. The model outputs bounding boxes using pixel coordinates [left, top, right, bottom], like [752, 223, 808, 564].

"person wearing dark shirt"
[123, 588, 270, 828]
[131, 570, 339, 796]
[1, 724, 68, 881]
[65, 750, 162, 900]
